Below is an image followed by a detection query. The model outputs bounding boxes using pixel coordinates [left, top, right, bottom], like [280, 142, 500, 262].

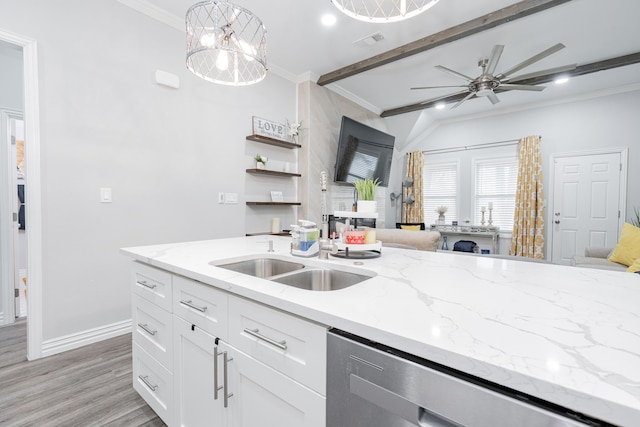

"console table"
[430, 225, 500, 255]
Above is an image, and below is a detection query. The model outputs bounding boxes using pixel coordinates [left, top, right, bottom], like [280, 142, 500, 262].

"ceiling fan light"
[331, 0, 441, 23]
[186, 0, 267, 86]
[555, 76, 569, 84]
[476, 88, 493, 97]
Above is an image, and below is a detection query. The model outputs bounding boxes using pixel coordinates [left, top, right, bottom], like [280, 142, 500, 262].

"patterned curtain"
[510, 135, 545, 259]
[403, 151, 424, 223]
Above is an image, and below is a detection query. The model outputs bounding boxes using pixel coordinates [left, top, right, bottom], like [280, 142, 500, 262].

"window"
[423, 161, 457, 226]
[474, 157, 518, 231]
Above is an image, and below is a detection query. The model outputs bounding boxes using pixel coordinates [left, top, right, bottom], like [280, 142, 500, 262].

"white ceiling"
[125, 0, 640, 120]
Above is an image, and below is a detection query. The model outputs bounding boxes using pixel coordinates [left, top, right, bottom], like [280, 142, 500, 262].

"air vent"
[353, 32, 385, 47]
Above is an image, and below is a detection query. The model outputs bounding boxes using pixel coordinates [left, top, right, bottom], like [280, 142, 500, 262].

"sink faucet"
[318, 239, 337, 259]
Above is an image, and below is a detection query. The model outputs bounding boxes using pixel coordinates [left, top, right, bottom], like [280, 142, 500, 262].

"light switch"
[100, 187, 112, 203]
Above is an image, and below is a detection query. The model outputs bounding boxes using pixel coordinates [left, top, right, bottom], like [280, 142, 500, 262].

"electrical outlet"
[218, 192, 225, 204]
[225, 193, 238, 204]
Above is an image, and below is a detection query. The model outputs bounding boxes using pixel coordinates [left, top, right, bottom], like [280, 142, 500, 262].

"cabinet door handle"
[243, 328, 287, 351]
[136, 280, 156, 290]
[214, 346, 223, 400]
[223, 350, 234, 408]
[180, 299, 207, 312]
[138, 323, 157, 336]
[138, 375, 158, 392]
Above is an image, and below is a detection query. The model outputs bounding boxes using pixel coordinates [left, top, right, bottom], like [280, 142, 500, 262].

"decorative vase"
[437, 213, 445, 225]
[256, 161, 266, 169]
[441, 236, 449, 250]
[357, 200, 377, 213]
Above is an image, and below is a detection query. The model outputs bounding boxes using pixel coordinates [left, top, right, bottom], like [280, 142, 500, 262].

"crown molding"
[117, 0, 183, 30]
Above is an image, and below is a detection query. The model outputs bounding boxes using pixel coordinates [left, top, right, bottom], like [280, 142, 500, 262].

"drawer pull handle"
[139, 375, 158, 392]
[180, 300, 207, 312]
[138, 323, 157, 336]
[243, 328, 287, 351]
[214, 346, 221, 400]
[136, 280, 157, 290]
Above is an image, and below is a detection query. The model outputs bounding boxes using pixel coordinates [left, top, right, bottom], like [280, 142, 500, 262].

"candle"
[488, 202, 493, 209]
[481, 206, 486, 212]
[271, 218, 280, 234]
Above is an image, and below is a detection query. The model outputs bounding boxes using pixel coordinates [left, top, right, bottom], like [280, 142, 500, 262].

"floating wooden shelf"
[245, 232, 290, 236]
[246, 134, 301, 149]
[246, 201, 301, 206]
[246, 168, 301, 177]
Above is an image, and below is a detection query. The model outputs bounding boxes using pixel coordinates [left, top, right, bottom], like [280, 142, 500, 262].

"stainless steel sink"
[215, 258, 305, 278]
[271, 269, 371, 291]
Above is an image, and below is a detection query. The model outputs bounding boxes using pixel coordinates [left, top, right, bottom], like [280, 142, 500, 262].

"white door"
[173, 316, 227, 427]
[551, 152, 622, 264]
[220, 341, 325, 427]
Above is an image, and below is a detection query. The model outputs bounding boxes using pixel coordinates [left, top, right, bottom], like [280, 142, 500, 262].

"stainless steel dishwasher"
[327, 329, 612, 427]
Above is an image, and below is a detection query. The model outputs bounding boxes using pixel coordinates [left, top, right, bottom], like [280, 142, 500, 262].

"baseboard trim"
[42, 319, 132, 357]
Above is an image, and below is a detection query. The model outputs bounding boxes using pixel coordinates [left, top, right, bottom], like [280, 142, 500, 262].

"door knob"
[554, 220, 560, 224]
[555, 212, 561, 216]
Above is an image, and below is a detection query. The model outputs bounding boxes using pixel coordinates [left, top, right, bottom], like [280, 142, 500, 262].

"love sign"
[252, 116, 288, 141]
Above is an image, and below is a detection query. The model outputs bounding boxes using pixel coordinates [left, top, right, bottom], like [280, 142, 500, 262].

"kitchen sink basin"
[214, 258, 305, 278]
[271, 269, 372, 291]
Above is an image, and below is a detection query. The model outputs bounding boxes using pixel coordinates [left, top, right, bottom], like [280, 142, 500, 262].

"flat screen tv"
[334, 116, 395, 187]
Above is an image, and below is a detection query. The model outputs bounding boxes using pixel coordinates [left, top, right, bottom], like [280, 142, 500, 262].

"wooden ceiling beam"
[317, 0, 574, 86]
[380, 52, 640, 117]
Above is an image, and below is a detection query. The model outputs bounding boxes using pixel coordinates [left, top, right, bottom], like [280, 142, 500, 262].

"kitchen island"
[122, 235, 640, 426]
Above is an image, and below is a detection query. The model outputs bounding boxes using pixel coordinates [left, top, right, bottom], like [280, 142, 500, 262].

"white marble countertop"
[121, 236, 640, 426]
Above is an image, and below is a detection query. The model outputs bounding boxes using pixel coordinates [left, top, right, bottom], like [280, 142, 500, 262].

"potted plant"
[254, 154, 268, 169]
[354, 178, 380, 212]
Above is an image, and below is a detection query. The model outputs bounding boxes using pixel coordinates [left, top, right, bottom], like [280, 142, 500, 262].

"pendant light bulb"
[216, 50, 229, 71]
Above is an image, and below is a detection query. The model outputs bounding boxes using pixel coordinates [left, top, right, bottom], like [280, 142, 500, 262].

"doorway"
[550, 149, 627, 265]
[0, 29, 43, 361]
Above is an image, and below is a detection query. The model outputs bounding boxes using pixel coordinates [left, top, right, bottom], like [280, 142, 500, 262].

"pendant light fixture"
[186, 1, 267, 86]
[331, 0, 441, 23]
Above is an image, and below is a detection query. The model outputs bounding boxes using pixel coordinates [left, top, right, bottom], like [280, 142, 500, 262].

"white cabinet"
[131, 262, 327, 427]
[228, 295, 326, 395]
[173, 316, 227, 427]
[131, 262, 174, 426]
[220, 341, 325, 427]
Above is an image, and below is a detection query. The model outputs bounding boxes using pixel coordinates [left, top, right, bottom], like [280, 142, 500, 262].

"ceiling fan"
[411, 43, 576, 109]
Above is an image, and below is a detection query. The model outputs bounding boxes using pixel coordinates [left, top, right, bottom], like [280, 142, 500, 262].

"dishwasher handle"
[350, 374, 462, 427]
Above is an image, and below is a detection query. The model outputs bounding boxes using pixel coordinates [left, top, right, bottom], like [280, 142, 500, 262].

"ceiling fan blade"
[500, 84, 546, 92]
[451, 92, 476, 109]
[485, 45, 504, 76]
[487, 92, 500, 105]
[498, 43, 566, 79]
[507, 63, 577, 82]
[435, 65, 475, 82]
[419, 89, 469, 105]
[411, 85, 468, 90]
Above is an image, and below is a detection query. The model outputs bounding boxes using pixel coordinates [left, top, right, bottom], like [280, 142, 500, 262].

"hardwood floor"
[0, 320, 165, 427]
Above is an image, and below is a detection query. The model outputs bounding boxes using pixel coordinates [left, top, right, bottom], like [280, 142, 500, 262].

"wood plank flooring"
[0, 320, 165, 426]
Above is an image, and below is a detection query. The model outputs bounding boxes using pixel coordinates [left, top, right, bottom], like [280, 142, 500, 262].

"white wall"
[0, 0, 296, 342]
[386, 88, 640, 256]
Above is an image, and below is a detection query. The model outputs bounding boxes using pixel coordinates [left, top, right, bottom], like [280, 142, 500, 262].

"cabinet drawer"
[173, 275, 228, 341]
[133, 294, 173, 369]
[132, 342, 173, 426]
[132, 262, 172, 312]
[228, 295, 327, 395]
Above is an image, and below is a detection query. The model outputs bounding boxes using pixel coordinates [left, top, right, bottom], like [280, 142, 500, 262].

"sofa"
[375, 228, 441, 252]
[570, 247, 628, 272]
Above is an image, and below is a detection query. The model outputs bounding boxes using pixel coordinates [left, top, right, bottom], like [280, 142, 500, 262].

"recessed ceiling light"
[555, 76, 569, 84]
[435, 102, 446, 110]
[321, 14, 337, 26]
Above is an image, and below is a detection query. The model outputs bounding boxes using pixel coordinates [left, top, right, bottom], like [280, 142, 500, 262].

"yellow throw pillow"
[400, 225, 421, 230]
[627, 257, 640, 273]
[609, 222, 640, 267]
